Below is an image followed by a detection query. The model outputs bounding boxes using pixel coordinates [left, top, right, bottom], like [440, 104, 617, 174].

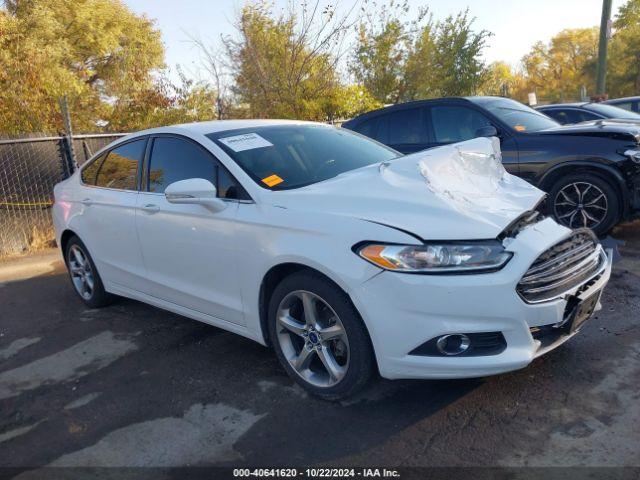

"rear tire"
[546, 172, 620, 236]
[268, 271, 375, 400]
[64, 236, 114, 308]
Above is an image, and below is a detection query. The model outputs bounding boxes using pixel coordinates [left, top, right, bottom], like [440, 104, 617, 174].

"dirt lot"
[1, 223, 639, 475]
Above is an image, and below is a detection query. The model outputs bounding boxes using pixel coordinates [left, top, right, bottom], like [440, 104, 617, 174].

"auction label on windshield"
[219, 132, 273, 152]
[261, 174, 284, 187]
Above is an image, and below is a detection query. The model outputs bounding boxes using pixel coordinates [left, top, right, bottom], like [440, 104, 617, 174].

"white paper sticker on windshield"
[218, 133, 273, 152]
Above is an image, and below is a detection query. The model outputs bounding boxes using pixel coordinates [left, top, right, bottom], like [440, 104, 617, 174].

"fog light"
[436, 334, 471, 356]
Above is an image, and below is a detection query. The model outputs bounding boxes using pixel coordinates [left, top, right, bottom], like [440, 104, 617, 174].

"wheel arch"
[258, 262, 373, 349]
[59, 229, 78, 256]
[538, 161, 628, 215]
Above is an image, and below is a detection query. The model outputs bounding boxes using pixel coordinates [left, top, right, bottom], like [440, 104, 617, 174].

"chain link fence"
[0, 133, 126, 257]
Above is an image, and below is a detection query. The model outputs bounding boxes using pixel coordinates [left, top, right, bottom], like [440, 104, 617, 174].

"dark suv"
[342, 96, 640, 236]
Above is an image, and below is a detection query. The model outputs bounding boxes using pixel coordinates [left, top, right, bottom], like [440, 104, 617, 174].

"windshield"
[471, 97, 560, 132]
[585, 103, 640, 120]
[207, 125, 400, 190]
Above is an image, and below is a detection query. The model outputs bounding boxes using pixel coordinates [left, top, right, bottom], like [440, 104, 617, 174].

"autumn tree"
[520, 28, 598, 102]
[352, 4, 490, 103]
[0, 0, 166, 135]
[351, 1, 429, 104]
[223, 1, 358, 120]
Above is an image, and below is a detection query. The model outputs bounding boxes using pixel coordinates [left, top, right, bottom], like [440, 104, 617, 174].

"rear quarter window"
[81, 154, 106, 185]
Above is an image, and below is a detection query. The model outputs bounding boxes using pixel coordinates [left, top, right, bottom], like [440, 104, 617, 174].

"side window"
[430, 106, 492, 143]
[148, 137, 216, 193]
[353, 118, 378, 139]
[148, 136, 247, 199]
[95, 139, 145, 190]
[543, 109, 570, 124]
[81, 154, 106, 185]
[218, 165, 249, 200]
[576, 110, 600, 122]
[378, 108, 425, 145]
[612, 101, 632, 111]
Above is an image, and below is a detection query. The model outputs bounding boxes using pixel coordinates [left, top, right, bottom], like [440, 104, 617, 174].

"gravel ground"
[0, 222, 639, 476]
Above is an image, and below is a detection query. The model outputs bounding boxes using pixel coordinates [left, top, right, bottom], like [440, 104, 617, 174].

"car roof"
[604, 96, 640, 103]
[128, 119, 325, 139]
[171, 119, 320, 134]
[342, 96, 474, 126]
[537, 103, 589, 109]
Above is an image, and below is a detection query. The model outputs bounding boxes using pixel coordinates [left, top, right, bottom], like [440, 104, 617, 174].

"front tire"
[547, 172, 620, 236]
[64, 236, 114, 308]
[268, 271, 375, 400]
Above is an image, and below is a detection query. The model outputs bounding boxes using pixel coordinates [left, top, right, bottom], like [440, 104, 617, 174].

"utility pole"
[596, 0, 613, 96]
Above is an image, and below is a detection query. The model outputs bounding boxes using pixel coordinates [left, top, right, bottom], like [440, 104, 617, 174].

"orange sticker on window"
[262, 174, 284, 187]
[514, 124, 526, 132]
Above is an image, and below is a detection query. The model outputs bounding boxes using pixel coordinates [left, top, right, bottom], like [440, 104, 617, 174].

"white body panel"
[52, 121, 612, 380]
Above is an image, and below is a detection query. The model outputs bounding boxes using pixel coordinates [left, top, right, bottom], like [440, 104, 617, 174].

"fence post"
[59, 96, 78, 174]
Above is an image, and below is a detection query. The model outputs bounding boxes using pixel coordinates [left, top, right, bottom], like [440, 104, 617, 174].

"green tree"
[224, 1, 353, 120]
[0, 0, 164, 135]
[352, 4, 490, 103]
[608, 0, 640, 96]
[351, 1, 429, 104]
[423, 10, 491, 97]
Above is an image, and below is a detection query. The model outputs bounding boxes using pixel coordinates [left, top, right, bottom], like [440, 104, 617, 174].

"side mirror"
[165, 178, 226, 212]
[475, 125, 498, 138]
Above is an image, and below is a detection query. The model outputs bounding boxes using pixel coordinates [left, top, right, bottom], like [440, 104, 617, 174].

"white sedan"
[52, 120, 612, 399]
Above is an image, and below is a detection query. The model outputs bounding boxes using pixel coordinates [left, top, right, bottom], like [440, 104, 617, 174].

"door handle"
[141, 204, 160, 214]
[81, 198, 93, 206]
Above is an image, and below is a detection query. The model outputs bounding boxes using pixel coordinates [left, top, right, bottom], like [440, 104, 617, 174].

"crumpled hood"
[263, 137, 546, 240]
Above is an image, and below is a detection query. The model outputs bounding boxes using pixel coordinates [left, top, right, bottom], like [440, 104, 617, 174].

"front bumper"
[351, 218, 612, 380]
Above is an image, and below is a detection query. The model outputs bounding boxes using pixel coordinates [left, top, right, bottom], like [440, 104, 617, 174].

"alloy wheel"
[276, 290, 350, 388]
[553, 182, 608, 229]
[68, 245, 95, 300]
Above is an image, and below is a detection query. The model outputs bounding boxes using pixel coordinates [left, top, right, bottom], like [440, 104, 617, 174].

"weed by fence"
[0, 133, 125, 257]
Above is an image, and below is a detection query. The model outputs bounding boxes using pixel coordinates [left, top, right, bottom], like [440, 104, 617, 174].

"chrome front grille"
[517, 229, 605, 303]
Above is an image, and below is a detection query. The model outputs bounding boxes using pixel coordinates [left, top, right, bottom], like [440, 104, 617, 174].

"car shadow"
[0, 268, 483, 468]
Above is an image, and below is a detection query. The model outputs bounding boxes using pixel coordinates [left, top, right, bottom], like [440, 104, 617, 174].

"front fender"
[234, 204, 421, 343]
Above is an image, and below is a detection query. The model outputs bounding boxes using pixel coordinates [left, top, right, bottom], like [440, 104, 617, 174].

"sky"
[124, 0, 626, 82]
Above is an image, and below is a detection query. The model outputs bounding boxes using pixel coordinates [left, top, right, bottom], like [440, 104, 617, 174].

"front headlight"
[356, 242, 513, 274]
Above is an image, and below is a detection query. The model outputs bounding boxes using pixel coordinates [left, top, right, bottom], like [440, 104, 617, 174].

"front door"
[134, 135, 244, 325]
[425, 105, 520, 174]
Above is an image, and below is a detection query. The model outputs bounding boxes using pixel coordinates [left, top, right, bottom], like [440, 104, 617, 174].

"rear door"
[135, 135, 246, 325]
[424, 104, 520, 174]
[76, 138, 148, 287]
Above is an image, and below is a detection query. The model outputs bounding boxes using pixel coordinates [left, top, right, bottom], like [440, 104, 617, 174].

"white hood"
[265, 137, 546, 240]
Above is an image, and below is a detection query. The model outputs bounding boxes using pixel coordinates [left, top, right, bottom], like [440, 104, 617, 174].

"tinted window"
[585, 103, 640, 120]
[430, 106, 492, 143]
[609, 101, 633, 111]
[377, 108, 426, 145]
[148, 137, 247, 199]
[207, 125, 399, 190]
[543, 109, 595, 124]
[95, 140, 145, 190]
[148, 137, 217, 193]
[353, 118, 378, 138]
[81, 154, 106, 185]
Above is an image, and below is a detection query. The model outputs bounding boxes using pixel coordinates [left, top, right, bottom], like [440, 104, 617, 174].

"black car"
[536, 102, 640, 125]
[603, 96, 640, 113]
[342, 96, 640, 235]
